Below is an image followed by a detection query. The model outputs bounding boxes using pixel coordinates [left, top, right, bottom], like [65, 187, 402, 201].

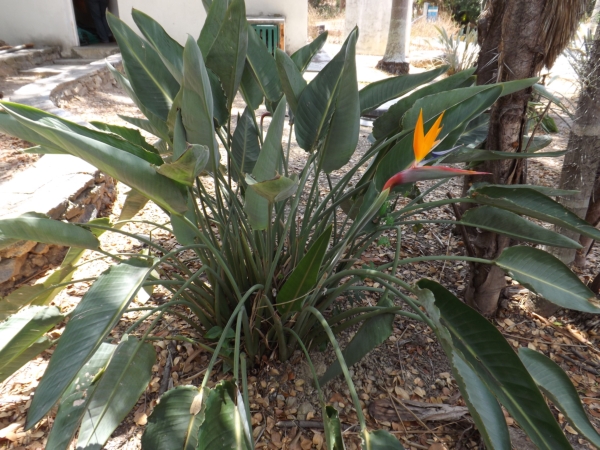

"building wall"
[345, 0, 393, 56]
[0, 0, 79, 50]
[116, 0, 308, 53]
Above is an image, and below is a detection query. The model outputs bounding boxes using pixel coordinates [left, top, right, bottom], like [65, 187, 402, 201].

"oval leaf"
[142, 386, 206, 450]
[461, 206, 582, 249]
[321, 28, 360, 173]
[417, 279, 573, 450]
[363, 430, 405, 449]
[495, 246, 599, 313]
[359, 65, 448, 115]
[76, 335, 155, 448]
[0, 306, 63, 384]
[197, 381, 253, 450]
[46, 343, 116, 450]
[26, 259, 153, 428]
[0, 213, 99, 250]
[471, 186, 600, 241]
[418, 285, 510, 450]
[519, 348, 600, 448]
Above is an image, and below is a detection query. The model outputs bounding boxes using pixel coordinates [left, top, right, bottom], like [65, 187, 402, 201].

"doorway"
[72, 0, 115, 46]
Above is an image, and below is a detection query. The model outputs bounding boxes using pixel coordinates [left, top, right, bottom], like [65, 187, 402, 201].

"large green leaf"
[495, 246, 599, 313]
[460, 206, 582, 248]
[359, 66, 448, 115]
[3, 218, 112, 312]
[247, 174, 298, 203]
[244, 98, 287, 230]
[240, 62, 265, 110]
[46, 343, 116, 450]
[232, 107, 261, 178]
[0, 213, 99, 249]
[455, 114, 489, 149]
[197, 381, 253, 450]
[90, 121, 159, 155]
[131, 9, 184, 83]
[277, 225, 333, 315]
[321, 28, 360, 173]
[204, 0, 248, 110]
[323, 406, 345, 450]
[291, 31, 328, 73]
[26, 259, 153, 428]
[0, 306, 63, 383]
[419, 285, 510, 450]
[295, 37, 348, 152]
[142, 386, 206, 450]
[319, 296, 394, 386]
[417, 279, 573, 449]
[246, 25, 283, 103]
[439, 148, 566, 164]
[198, 0, 230, 55]
[275, 49, 307, 114]
[471, 186, 600, 241]
[519, 348, 600, 448]
[373, 67, 476, 139]
[108, 65, 171, 142]
[1, 101, 163, 166]
[181, 36, 219, 166]
[1, 102, 188, 215]
[207, 68, 230, 126]
[524, 134, 553, 153]
[363, 430, 405, 449]
[76, 335, 155, 448]
[0, 111, 64, 153]
[107, 13, 179, 121]
[157, 144, 209, 186]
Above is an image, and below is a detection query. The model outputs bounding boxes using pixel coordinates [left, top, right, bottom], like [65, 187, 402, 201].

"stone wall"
[0, 47, 61, 77]
[0, 171, 116, 296]
[51, 62, 122, 105]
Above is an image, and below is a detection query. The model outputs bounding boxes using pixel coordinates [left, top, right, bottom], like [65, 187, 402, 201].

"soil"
[1, 63, 600, 450]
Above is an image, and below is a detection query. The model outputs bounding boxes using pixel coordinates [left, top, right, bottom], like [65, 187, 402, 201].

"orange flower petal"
[413, 110, 445, 164]
[413, 110, 427, 163]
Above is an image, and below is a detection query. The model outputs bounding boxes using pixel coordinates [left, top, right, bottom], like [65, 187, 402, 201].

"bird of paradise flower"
[383, 109, 489, 192]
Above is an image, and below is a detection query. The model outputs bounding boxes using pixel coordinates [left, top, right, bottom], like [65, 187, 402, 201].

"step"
[53, 58, 96, 66]
[19, 66, 65, 77]
[71, 44, 119, 60]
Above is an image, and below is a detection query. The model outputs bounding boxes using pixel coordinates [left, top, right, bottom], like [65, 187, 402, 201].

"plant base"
[376, 60, 409, 75]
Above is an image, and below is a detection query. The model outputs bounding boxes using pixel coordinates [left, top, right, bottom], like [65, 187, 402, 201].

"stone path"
[0, 49, 122, 292]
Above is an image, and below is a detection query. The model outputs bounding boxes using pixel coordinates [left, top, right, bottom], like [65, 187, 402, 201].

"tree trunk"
[574, 168, 600, 267]
[552, 23, 600, 267]
[376, 0, 412, 75]
[464, 0, 547, 316]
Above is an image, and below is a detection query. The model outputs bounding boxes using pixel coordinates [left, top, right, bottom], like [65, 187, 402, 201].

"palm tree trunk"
[376, 0, 412, 75]
[552, 23, 600, 267]
[574, 168, 600, 268]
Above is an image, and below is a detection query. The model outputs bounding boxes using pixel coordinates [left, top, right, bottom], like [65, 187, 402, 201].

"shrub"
[0, 1, 599, 448]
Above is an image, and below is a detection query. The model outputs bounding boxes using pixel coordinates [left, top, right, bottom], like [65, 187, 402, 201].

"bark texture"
[575, 171, 600, 267]
[465, 0, 547, 316]
[553, 24, 600, 266]
[377, 0, 411, 75]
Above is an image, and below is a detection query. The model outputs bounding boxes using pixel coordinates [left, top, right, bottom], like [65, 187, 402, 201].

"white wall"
[245, 0, 308, 52]
[0, 0, 79, 50]
[345, 0, 393, 56]
[116, 0, 308, 53]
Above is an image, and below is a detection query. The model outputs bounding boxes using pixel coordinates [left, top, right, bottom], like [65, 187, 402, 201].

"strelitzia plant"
[0, 1, 600, 448]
